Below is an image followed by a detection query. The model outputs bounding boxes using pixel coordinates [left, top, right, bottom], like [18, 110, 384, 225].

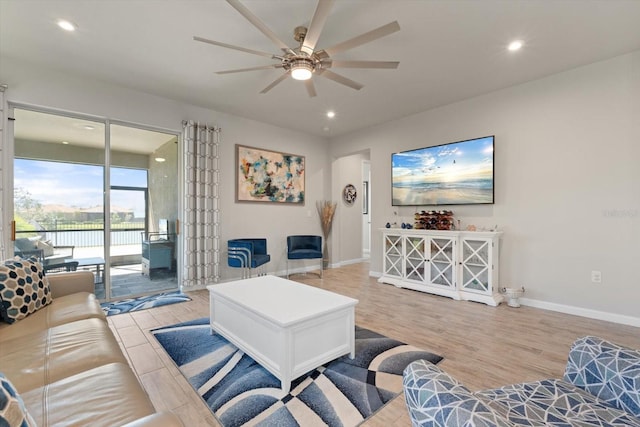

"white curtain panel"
[181, 120, 220, 287]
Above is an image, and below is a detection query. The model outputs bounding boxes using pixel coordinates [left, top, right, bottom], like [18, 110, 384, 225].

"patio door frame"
[4, 102, 182, 301]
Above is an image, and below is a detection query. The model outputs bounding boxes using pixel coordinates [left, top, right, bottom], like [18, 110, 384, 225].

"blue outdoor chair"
[286, 235, 323, 279]
[227, 238, 271, 278]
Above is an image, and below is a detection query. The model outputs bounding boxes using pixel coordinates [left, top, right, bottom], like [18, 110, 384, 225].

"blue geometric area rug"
[151, 317, 443, 427]
[101, 291, 191, 316]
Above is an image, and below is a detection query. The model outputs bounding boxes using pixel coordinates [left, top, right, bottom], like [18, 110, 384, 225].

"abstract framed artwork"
[236, 144, 305, 204]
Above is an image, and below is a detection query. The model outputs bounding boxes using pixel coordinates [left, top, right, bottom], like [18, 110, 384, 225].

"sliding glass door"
[11, 107, 179, 301]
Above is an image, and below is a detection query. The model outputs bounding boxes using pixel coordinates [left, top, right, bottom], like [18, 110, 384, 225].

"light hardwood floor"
[107, 262, 640, 427]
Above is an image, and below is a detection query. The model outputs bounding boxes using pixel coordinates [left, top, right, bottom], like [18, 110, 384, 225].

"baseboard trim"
[333, 257, 368, 268]
[518, 298, 640, 328]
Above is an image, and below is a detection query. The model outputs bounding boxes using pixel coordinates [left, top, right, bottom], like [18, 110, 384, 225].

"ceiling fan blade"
[226, 0, 295, 55]
[260, 72, 290, 94]
[301, 0, 334, 55]
[321, 21, 400, 57]
[317, 69, 363, 90]
[216, 64, 284, 75]
[304, 79, 317, 98]
[322, 60, 399, 69]
[194, 36, 279, 59]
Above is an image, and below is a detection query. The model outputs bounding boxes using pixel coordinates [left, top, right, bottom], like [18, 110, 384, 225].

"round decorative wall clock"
[343, 184, 357, 205]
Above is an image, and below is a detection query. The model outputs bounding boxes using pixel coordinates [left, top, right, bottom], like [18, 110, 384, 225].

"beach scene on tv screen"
[392, 136, 494, 206]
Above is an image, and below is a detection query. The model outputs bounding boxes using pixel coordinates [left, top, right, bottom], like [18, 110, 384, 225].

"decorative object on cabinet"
[236, 144, 305, 204]
[414, 210, 454, 230]
[379, 229, 503, 306]
[343, 184, 357, 205]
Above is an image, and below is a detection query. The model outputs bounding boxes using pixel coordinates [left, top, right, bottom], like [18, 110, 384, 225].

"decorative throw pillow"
[0, 372, 37, 427]
[0, 257, 52, 324]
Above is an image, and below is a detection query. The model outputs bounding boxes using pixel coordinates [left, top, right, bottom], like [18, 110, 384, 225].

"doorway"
[10, 106, 179, 301]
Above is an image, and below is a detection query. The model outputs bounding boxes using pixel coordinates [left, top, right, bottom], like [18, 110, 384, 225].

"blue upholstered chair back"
[286, 235, 322, 259]
[227, 238, 270, 269]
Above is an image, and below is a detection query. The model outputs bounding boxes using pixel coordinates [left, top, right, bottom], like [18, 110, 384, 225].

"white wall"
[1, 57, 330, 280]
[330, 50, 640, 325]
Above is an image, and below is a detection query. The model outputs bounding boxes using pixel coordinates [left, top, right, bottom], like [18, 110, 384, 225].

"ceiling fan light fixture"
[290, 60, 314, 80]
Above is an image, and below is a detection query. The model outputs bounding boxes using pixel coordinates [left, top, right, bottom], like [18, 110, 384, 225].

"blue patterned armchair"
[403, 336, 640, 426]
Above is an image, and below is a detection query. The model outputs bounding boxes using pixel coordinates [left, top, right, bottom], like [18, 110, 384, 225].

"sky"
[392, 136, 494, 183]
[14, 159, 148, 217]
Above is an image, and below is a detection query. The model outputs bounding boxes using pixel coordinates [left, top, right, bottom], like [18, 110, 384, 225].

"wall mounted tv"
[392, 135, 494, 206]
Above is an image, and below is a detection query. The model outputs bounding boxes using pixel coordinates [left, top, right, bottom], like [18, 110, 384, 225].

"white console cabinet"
[379, 229, 503, 306]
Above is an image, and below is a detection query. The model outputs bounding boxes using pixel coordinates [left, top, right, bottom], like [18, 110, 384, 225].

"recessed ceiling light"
[83, 125, 95, 130]
[57, 20, 77, 32]
[326, 111, 336, 119]
[508, 40, 523, 51]
[155, 157, 166, 163]
[61, 141, 69, 145]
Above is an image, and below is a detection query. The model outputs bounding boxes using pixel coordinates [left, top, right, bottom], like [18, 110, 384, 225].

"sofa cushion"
[287, 248, 322, 259]
[403, 360, 512, 427]
[564, 335, 640, 417]
[0, 256, 52, 324]
[0, 291, 105, 342]
[0, 372, 36, 427]
[0, 318, 126, 393]
[476, 378, 640, 426]
[22, 363, 156, 427]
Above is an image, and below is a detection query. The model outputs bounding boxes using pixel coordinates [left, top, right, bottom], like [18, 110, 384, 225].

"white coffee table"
[207, 275, 358, 393]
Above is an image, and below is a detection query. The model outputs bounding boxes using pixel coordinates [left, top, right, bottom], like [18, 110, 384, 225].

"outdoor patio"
[49, 243, 179, 300]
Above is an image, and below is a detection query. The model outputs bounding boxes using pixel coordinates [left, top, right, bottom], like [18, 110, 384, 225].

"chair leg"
[286, 258, 290, 279]
[320, 258, 323, 279]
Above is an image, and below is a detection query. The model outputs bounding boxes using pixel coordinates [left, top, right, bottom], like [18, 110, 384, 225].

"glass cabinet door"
[428, 237, 455, 288]
[460, 238, 490, 293]
[404, 236, 426, 282]
[382, 233, 403, 278]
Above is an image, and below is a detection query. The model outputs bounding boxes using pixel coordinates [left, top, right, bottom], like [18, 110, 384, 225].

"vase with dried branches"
[316, 200, 337, 268]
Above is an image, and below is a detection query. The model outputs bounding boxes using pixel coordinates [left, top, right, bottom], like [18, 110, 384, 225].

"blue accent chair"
[227, 238, 271, 278]
[286, 235, 323, 279]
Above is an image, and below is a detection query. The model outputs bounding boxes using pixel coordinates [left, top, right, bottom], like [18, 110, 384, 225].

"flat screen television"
[392, 135, 494, 206]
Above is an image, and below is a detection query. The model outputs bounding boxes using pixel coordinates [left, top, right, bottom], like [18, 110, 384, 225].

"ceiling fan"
[194, 0, 400, 97]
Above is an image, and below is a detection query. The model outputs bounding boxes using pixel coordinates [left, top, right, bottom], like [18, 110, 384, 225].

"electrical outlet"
[591, 270, 602, 283]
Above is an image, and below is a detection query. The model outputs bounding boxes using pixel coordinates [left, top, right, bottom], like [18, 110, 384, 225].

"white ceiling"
[2, 0, 640, 138]
[13, 109, 176, 154]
